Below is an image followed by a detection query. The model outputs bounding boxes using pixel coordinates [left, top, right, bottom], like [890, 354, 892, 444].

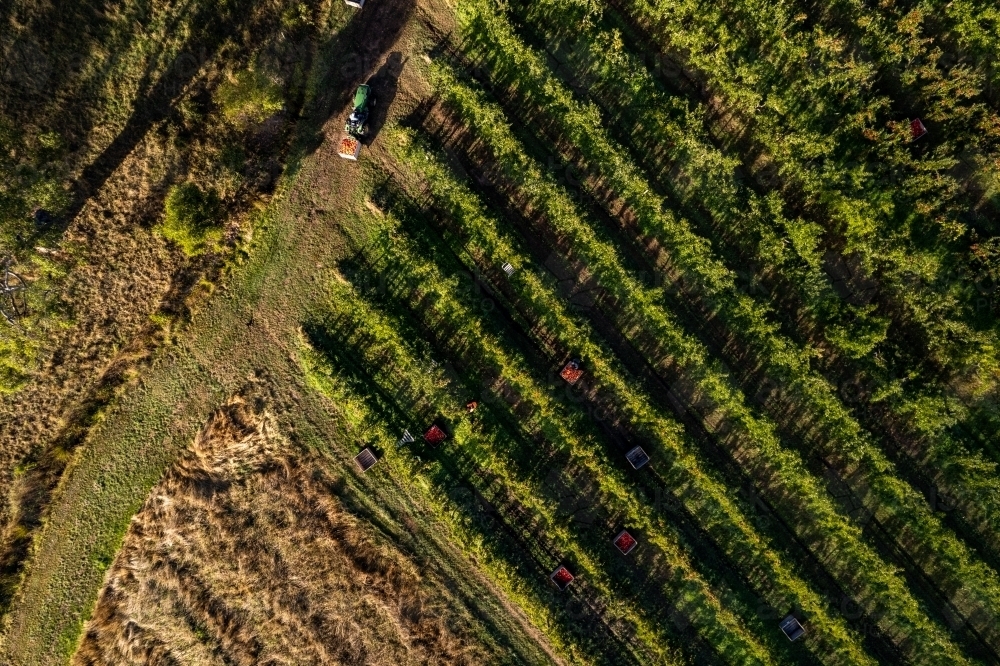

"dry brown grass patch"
[72, 397, 486, 666]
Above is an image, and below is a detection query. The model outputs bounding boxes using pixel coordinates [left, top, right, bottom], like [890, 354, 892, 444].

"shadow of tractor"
[362, 51, 405, 145]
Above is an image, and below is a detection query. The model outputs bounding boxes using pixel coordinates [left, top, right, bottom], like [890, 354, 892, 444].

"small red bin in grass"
[613, 530, 637, 555]
[560, 360, 584, 384]
[911, 118, 928, 140]
[424, 424, 447, 446]
[551, 565, 575, 590]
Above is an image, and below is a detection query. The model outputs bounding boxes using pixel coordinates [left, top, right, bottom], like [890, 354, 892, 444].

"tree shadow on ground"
[68, 0, 273, 215]
[363, 51, 406, 145]
[17, 0, 414, 245]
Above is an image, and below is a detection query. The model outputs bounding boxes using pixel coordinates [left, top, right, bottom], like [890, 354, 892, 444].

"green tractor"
[345, 84, 374, 137]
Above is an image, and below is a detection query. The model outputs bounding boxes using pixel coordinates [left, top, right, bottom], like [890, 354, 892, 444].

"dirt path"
[0, 1, 559, 663]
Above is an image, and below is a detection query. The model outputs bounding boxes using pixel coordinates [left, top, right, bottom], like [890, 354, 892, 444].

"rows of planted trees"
[303, 0, 1000, 663]
[426, 23, 991, 656]
[309, 206, 774, 664]
[606, 0, 1000, 465]
[495, 0, 1000, 553]
[452, 1, 1000, 652]
[506, 1, 1000, 546]
[499, 1, 1000, 612]
[427, 43, 1000, 660]
[297, 332, 635, 662]
[615, 0, 1000, 380]
[432, 29, 995, 652]
[386, 125, 892, 664]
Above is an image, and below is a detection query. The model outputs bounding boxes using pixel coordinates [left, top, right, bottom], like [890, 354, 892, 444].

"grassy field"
[0, 0, 361, 618]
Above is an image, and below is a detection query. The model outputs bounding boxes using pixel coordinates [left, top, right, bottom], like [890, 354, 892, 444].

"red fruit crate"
[560, 360, 584, 384]
[424, 424, 447, 446]
[338, 135, 361, 160]
[354, 447, 378, 472]
[910, 118, 927, 141]
[550, 565, 575, 590]
[613, 529, 637, 555]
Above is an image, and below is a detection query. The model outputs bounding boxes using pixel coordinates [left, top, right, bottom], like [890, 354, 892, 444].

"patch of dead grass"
[72, 397, 487, 666]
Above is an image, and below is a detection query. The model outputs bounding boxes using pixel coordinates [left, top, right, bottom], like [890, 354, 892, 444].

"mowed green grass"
[0, 3, 557, 663]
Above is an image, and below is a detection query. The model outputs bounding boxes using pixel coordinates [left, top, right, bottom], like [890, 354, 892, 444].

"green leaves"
[159, 182, 222, 256]
[459, 5, 1000, 659]
[215, 68, 284, 128]
[390, 126, 877, 665]
[433, 17, 984, 660]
